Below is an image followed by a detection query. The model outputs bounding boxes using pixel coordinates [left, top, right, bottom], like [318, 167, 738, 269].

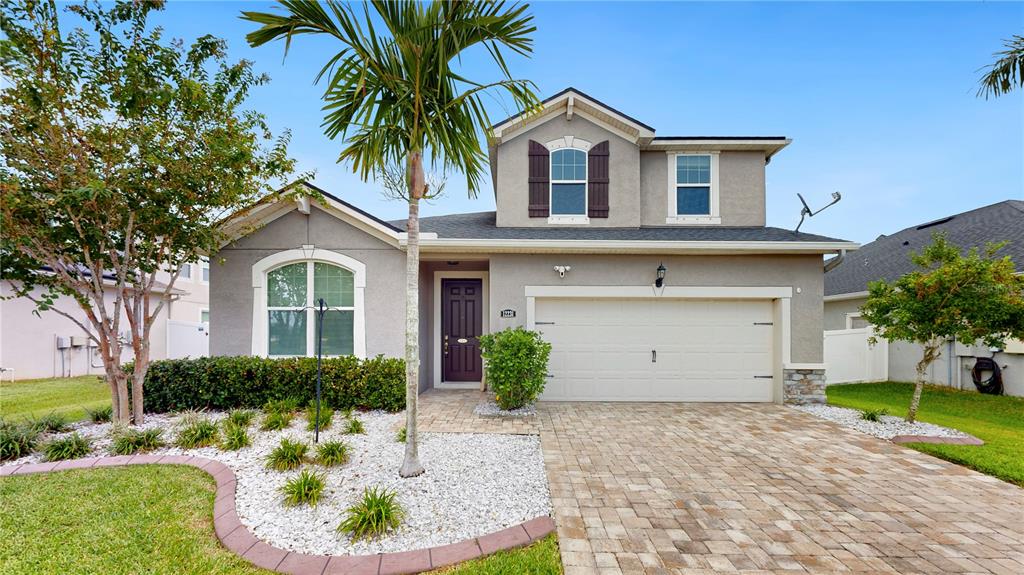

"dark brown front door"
[442, 279, 483, 382]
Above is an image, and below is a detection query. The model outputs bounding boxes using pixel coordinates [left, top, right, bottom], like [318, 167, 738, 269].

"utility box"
[56, 336, 70, 349]
[70, 335, 89, 347]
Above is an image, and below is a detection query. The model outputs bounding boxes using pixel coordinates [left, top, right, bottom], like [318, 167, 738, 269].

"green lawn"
[827, 382, 1024, 486]
[0, 375, 108, 422]
[432, 535, 561, 575]
[0, 465, 561, 575]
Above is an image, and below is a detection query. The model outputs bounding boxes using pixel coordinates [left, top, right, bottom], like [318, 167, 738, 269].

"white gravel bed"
[472, 401, 536, 418]
[793, 404, 970, 440]
[0, 409, 551, 556]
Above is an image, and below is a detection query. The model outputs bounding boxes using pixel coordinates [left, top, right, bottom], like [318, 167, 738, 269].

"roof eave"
[408, 238, 859, 255]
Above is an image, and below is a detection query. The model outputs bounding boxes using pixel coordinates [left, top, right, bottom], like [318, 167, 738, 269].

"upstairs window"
[180, 263, 192, 281]
[550, 148, 587, 216]
[201, 258, 210, 283]
[667, 153, 720, 224]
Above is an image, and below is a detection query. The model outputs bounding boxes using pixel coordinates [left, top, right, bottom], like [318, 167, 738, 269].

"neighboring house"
[0, 264, 210, 380]
[211, 88, 857, 404]
[824, 200, 1024, 397]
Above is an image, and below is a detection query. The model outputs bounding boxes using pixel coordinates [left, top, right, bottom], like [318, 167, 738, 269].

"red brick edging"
[0, 455, 555, 574]
[891, 434, 984, 446]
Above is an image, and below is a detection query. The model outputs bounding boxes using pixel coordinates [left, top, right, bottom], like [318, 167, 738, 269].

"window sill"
[547, 215, 590, 225]
[665, 215, 721, 225]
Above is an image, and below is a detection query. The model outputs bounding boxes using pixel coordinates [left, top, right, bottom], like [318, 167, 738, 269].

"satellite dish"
[795, 191, 841, 233]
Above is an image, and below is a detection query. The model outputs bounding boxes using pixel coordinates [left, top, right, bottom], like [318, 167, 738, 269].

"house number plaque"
[500, 309, 516, 318]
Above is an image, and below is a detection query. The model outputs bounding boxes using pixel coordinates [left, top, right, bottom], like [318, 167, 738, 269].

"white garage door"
[536, 298, 775, 402]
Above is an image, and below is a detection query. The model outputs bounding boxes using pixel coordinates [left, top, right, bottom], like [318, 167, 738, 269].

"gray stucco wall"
[823, 297, 866, 330]
[639, 150, 767, 227]
[495, 115, 640, 227]
[488, 253, 825, 363]
[210, 206, 406, 361]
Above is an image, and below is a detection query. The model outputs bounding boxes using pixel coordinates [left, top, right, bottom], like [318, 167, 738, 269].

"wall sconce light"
[553, 265, 571, 279]
[655, 263, 666, 288]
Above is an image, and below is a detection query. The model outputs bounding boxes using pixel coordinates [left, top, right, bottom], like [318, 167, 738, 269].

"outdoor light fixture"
[655, 263, 667, 288]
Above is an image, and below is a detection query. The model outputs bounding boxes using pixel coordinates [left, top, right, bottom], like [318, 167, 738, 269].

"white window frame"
[546, 136, 591, 224]
[199, 308, 210, 324]
[180, 263, 193, 282]
[200, 258, 211, 284]
[666, 151, 720, 225]
[250, 248, 366, 358]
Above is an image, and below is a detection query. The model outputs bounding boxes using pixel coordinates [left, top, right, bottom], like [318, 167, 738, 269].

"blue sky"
[67, 1, 1023, 244]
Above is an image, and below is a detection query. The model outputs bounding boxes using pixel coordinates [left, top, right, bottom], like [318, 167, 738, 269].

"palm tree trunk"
[907, 340, 939, 423]
[400, 150, 425, 478]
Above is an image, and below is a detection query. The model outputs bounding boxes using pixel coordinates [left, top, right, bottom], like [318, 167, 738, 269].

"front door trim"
[434, 271, 489, 389]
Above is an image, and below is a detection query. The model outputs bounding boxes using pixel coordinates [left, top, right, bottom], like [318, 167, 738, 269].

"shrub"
[860, 408, 889, 422]
[27, 412, 68, 434]
[281, 469, 326, 506]
[337, 487, 403, 540]
[42, 433, 91, 461]
[0, 421, 39, 461]
[267, 438, 308, 471]
[86, 405, 113, 424]
[395, 426, 406, 443]
[343, 417, 365, 435]
[220, 422, 251, 451]
[261, 411, 293, 431]
[138, 355, 405, 413]
[306, 407, 334, 432]
[478, 327, 552, 410]
[264, 398, 300, 415]
[315, 440, 350, 467]
[111, 427, 164, 455]
[175, 418, 218, 449]
[226, 409, 257, 428]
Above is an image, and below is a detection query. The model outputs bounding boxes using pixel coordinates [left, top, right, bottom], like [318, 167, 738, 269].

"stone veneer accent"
[0, 455, 555, 575]
[783, 368, 826, 404]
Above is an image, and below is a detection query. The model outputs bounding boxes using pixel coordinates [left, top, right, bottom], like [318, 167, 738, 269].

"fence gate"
[824, 328, 888, 384]
[167, 320, 209, 359]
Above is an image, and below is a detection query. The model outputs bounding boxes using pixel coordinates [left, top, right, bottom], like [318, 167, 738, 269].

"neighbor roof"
[391, 211, 847, 243]
[825, 200, 1024, 297]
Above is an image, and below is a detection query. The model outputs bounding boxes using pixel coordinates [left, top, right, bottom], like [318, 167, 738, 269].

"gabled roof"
[489, 87, 657, 144]
[825, 200, 1024, 297]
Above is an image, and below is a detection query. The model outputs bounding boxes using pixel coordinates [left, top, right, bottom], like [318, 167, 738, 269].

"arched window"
[550, 148, 587, 216]
[266, 261, 355, 356]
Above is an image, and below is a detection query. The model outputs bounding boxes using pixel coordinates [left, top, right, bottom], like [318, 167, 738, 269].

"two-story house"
[210, 89, 857, 404]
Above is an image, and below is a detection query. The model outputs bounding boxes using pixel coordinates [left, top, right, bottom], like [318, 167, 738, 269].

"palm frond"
[978, 35, 1024, 99]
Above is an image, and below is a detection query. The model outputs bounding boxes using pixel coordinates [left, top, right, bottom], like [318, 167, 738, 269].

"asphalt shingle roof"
[824, 200, 1024, 296]
[389, 211, 847, 243]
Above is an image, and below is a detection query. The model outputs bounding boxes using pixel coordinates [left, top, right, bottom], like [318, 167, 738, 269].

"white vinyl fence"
[167, 320, 209, 359]
[824, 328, 888, 384]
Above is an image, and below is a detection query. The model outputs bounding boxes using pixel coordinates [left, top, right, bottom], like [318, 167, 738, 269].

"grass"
[828, 382, 1024, 486]
[337, 486, 403, 540]
[266, 438, 308, 471]
[176, 418, 219, 449]
[315, 440, 350, 467]
[281, 469, 326, 507]
[0, 465, 268, 574]
[42, 432, 91, 461]
[0, 375, 108, 422]
[429, 534, 562, 575]
[111, 427, 165, 456]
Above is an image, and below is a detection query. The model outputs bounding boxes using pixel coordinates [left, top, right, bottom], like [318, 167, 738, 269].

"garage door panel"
[537, 298, 774, 402]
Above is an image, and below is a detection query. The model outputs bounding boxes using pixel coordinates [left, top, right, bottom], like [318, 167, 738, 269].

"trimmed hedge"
[139, 356, 405, 413]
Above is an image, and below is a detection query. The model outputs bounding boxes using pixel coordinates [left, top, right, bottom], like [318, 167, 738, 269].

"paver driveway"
[539, 402, 1024, 575]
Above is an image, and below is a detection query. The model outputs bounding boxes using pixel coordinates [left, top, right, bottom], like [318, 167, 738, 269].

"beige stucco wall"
[824, 297, 866, 331]
[639, 150, 767, 227]
[209, 206, 406, 361]
[0, 281, 171, 380]
[487, 253, 825, 363]
[495, 115, 641, 227]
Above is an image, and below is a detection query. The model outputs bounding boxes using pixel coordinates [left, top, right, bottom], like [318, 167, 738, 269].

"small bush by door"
[478, 328, 552, 410]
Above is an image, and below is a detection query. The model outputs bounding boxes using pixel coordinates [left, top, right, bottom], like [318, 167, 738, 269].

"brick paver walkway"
[537, 402, 1024, 575]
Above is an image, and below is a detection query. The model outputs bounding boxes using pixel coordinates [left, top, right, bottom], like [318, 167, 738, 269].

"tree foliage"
[241, 0, 540, 477]
[861, 233, 1024, 421]
[977, 35, 1024, 99]
[0, 0, 295, 424]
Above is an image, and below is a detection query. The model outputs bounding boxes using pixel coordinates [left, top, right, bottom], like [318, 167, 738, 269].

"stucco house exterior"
[0, 263, 210, 380]
[211, 88, 857, 404]
[824, 200, 1024, 397]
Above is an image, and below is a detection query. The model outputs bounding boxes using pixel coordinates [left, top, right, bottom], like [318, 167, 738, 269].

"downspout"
[824, 250, 846, 273]
[947, 337, 954, 388]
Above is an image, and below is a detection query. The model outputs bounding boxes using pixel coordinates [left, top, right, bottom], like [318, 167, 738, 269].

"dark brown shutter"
[588, 140, 610, 218]
[528, 140, 549, 217]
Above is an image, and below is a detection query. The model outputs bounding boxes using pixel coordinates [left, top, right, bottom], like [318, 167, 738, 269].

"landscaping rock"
[472, 401, 536, 418]
[793, 404, 972, 441]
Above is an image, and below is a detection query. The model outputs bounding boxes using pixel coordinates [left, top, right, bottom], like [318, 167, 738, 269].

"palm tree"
[242, 0, 539, 477]
[978, 35, 1024, 98]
